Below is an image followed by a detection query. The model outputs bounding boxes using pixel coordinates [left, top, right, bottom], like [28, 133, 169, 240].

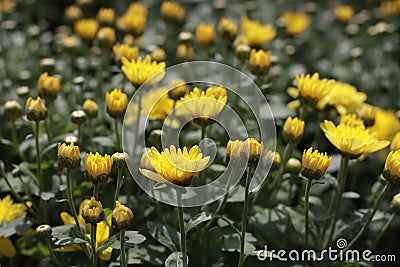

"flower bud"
[25, 97, 48, 121]
[151, 48, 166, 63]
[82, 99, 98, 118]
[283, 116, 305, 144]
[112, 201, 134, 229]
[383, 151, 400, 185]
[241, 138, 263, 166]
[235, 44, 250, 61]
[36, 224, 52, 238]
[301, 148, 332, 180]
[64, 5, 83, 22]
[161, 1, 185, 24]
[70, 110, 87, 125]
[178, 31, 193, 46]
[105, 89, 128, 118]
[82, 197, 104, 225]
[218, 17, 238, 41]
[176, 44, 194, 61]
[97, 8, 115, 26]
[168, 79, 187, 101]
[97, 27, 115, 49]
[58, 142, 81, 170]
[62, 35, 80, 54]
[226, 140, 243, 163]
[249, 49, 271, 76]
[196, 23, 216, 48]
[286, 158, 301, 175]
[391, 193, 400, 215]
[4, 100, 22, 120]
[264, 150, 281, 171]
[84, 152, 113, 183]
[37, 72, 61, 100]
[112, 152, 129, 167]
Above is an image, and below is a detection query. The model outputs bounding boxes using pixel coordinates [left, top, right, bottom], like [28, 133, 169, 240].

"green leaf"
[147, 221, 179, 252]
[0, 216, 32, 237]
[54, 237, 88, 246]
[185, 212, 219, 234]
[342, 191, 361, 199]
[165, 252, 188, 267]
[51, 225, 75, 240]
[40, 191, 55, 201]
[125, 230, 146, 244]
[222, 232, 256, 254]
[40, 142, 58, 158]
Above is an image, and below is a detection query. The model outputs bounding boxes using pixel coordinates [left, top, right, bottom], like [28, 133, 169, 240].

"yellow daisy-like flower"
[37, 72, 62, 100]
[112, 43, 139, 63]
[195, 23, 216, 48]
[334, 5, 354, 23]
[105, 88, 128, 118]
[283, 116, 305, 144]
[248, 49, 271, 76]
[58, 142, 80, 170]
[74, 19, 99, 41]
[391, 132, 400, 151]
[0, 195, 27, 258]
[241, 15, 276, 48]
[301, 148, 332, 180]
[84, 152, 113, 183]
[160, 1, 185, 24]
[121, 55, 166, 88]
[82, 197, 104, 225]
[139, 145, 210, 186]
[368, 108, 400, 141]
[320, 120, 390, 158]
[383, 150, 400, 184]
[226, 140, 244, 162]
[242, 138, 264, 165]
[218, 17, 238, 41]
[280, 12, 311, 36]
[112, 201, 134, 229]
[339, 114, 365, 128]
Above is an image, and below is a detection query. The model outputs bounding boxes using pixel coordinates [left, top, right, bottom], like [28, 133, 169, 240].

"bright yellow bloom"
[64, 5, 82, 21]
[74, 19, 99, 41]
[383, 150, 400, 184]
[391, 132, 400, 151]
[241, 15, 276, 47]
[358, 103, 376, 127]
[176, 87, 227, 126]
[161, 1, 185, 24]
[84, 152, 113, 183]
[226, 140, 243, 161]
[319, 82, 367, 114]
[0, 195, 27, 257]
[368, 109, 400, 141]
[139, 145, 210, 186]
[121, 55, 166, 88]
[339, 114, 365, 128]
[280, 12, 311, 36]
[320, 120, 390, 158]
[37, 72, 62, 100]
[105, 88, 128, 118]
[206, 86, 227, 99]
[83, 99, 98, 118]
[96, 27, 115, 48]
[97, 7, 116, 26]
[301, 148, 332, 180]
[25, 97, 48, 121]
[112, 43, 139, 63]
[120, 13, 147, 36]
[112, 201, 134, 229]
[334, 5, 354, 23]
[242, 138, 264, 165]
[249, 49, 271, 76]
[195, 23, 216, 48]
[127, 2, 148, 16]
[218, 17, 238, 41]
[283, 116, 305, 144]
[82, 197, 104, 225]
[58, 142, 80, 170]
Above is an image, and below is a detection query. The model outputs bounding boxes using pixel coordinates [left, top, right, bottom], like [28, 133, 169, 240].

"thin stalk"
[215, 168, 233, 214]
[370, 212, 396, 249]
[17, 176, 37, 215]
[304, 178, 312, 248]
[120, 229, 127, 267]
[133, 91, 142, 157]
[114, 164, 123, 207]
[78, 123, 83, 145]
[93, 183, 100, 199]
[90, 224, 98, 267]
[344, 182, 391, 253]
[10, 120, 25, 161]
[150, 181, 164, 223]
[114, 119, 122, 151]
[237, 167, 251, 267]
[326, 156, 349, 247]
[198, 125, 207, 186]
[66, 169, 81, 232]
[177, 190, 187, 267]
[44, 237, 61, 267]
[44, 117, 52, 144]
[35, 121, 42, 191]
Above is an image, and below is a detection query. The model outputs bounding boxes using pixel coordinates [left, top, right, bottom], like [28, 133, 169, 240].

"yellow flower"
[168, 79, 187, 101]
[241, 15, 276, 48]
[320, 120, 390, 158]
[334, 5, 354, 23]
[97, 7, 116, 26]
[0, 195, 27, 257]
[226, 140, 244, 161]
[121, 55, 166, 88]
[287, 73, 334, 110]
[176, 87, 227, 126]
[60, 199, 90, 232]
[58, 142, 80, 170]
[280, 12, 311, 36]
[301, 148, 332, 180]
[64, 5, 82, 22]
[112, 201, 134, 229]
[105, 88, 128, 118]
[283, 116, 305, 144]
[242, 138, 264, 165]
[139, 145, 210, 186]
[383, 150, 400, 184]
[96, 26, 115, 49]
[120, 13, 147, 36]
[368, 109, 400, 141]
[151, 48, 166, 63]
[339, 114, 365, 128]
[380, 1, 400, 16]
[206, 86, 227, 99]
[218, 17, 238, 41]
[84, 152, 113, 183]
[264, 151, 281, 171]
[318, 81, 367, 114]
[176, 44, 194, 61]
[195, 23, 216, 48]
[0, 0, 15, 13]
[161, 1, 185, 24]
[82, 197, 104, 225]
[391, 132, 400, 151]
[25, 97, 48, 121]
[83, 99, 98, 118]
[248, 49, 271, 76]
[358, 103, 376, 127]
[112, 43, 139, 64]
[74, 19, 99, 41]
[37, 72, 62, 100]
[62, 35, 80, 53]
[127, 2, 148, 16]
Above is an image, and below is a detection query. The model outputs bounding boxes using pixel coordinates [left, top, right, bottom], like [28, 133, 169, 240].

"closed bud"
[218, 17, 238, 41]
[161, 1, 185, 24]
[249, 49, 271, 76]
[151, 48, 166, 63]
[168, 79, 187, 101]
[82, 197, 104, 225]
[70, 110, 87, 125]
[112, 201, 134, 229]
[391, 193, 400, 215]
[241, 138, 263, 166]
[178, 31, 193, 46]
[195, 23, 216, 48]
[4, 100, 22, 120]
[176, 44, 194, 61]
[25, 97, 48, 121]
[62, 35, 80, 53]
[97, 8, 115, 26]
[58, 142, 81, 170]
[383, 151, 400, 185]
[37, 72, 61, 100]
[283, 116, 305, 144]
[36, 224, 52, 238]
[301, 148, 332, 180]
[264, 151, 281, 171]
[286, 158, 301, 175]
[112, 152, 129, 167]
[82, 99, 98, 118]
[235, 44, 250, 61]
[105, 89, 128, 118]
[97, 27, 115, 49]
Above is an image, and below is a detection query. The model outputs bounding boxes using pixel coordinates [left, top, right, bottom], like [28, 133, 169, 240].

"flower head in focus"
[37, 72, 62, 100]
[58, 142, 80, 170]
[105, 89, 128, 118]
[84, 152, 113, 183]
[25, 97, 48, 121]
[112, 201, 134, 229]
[383, 150, 400, 184]
[301, 148, 332, 180]
[283, 116, 305, 144]
[242, 138, 264, 165]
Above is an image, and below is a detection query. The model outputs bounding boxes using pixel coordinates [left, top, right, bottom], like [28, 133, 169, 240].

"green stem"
[120, 229, 127, 267]
[198, 125, 207, 186]
[177, 190, 187, 267]
[78, 123, 83, 145]
[370, 212, 395, 249]
[35, 121, 42, 191]
[215, 168, 233, 214]
[304, 178, 312, 248]
[90, 224, 98, 267]
[237, 167, 251, 267]
[93, 183, 99, 199]
[10, 120, 25, 161]
[344, 182, 391, 253]
[44, 237, 61, 267]
[114, 164, 123, 207]
[133, 91, 142, 157]
[114, 119, 122, 151]
[326, 156, 349, 247]
[66, 169, 81, 233]
[44, 117, 52, 144]
[151, 181, 164, 223]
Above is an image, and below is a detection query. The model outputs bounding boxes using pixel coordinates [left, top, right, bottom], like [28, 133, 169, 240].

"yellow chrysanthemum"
[121, 55, 166, 88]
[74, 19, 99, 41]
[334, 5, 354, 23]
[241, 15, 276, 47]
[160, 1, 185, 24]
[120, 13, 147, 36]
[242, 138, 264, 165]
[301, 148, 332, 180]
[249, 49, 271, 76]
[0, 195, 27, 257]
[280, 12, 311, 36]
[112, 43, 139, 62]
[139, 145, 210, 186]
[368, 108, 400, 141]
[37, 72, 62, 100]
[195, 23, 216, 48]
[320, 120, 390, 158]
[105, 88, 128, 118]
[391, 132, 400, 151]
[84, 152, 113, 183]
[218, 17, 238, 41]
[112, 201, 134, 229]
[226, 140, 243, 161]
[339, 114, 365, 128]
[283, 116, 305, 144]
[25, 97, 48, 121]
[383, 150, 400, 184]
[58, 142, 80, 170]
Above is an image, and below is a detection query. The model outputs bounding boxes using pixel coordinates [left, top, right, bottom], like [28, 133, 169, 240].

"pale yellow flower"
[241, 15, 276, 47]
